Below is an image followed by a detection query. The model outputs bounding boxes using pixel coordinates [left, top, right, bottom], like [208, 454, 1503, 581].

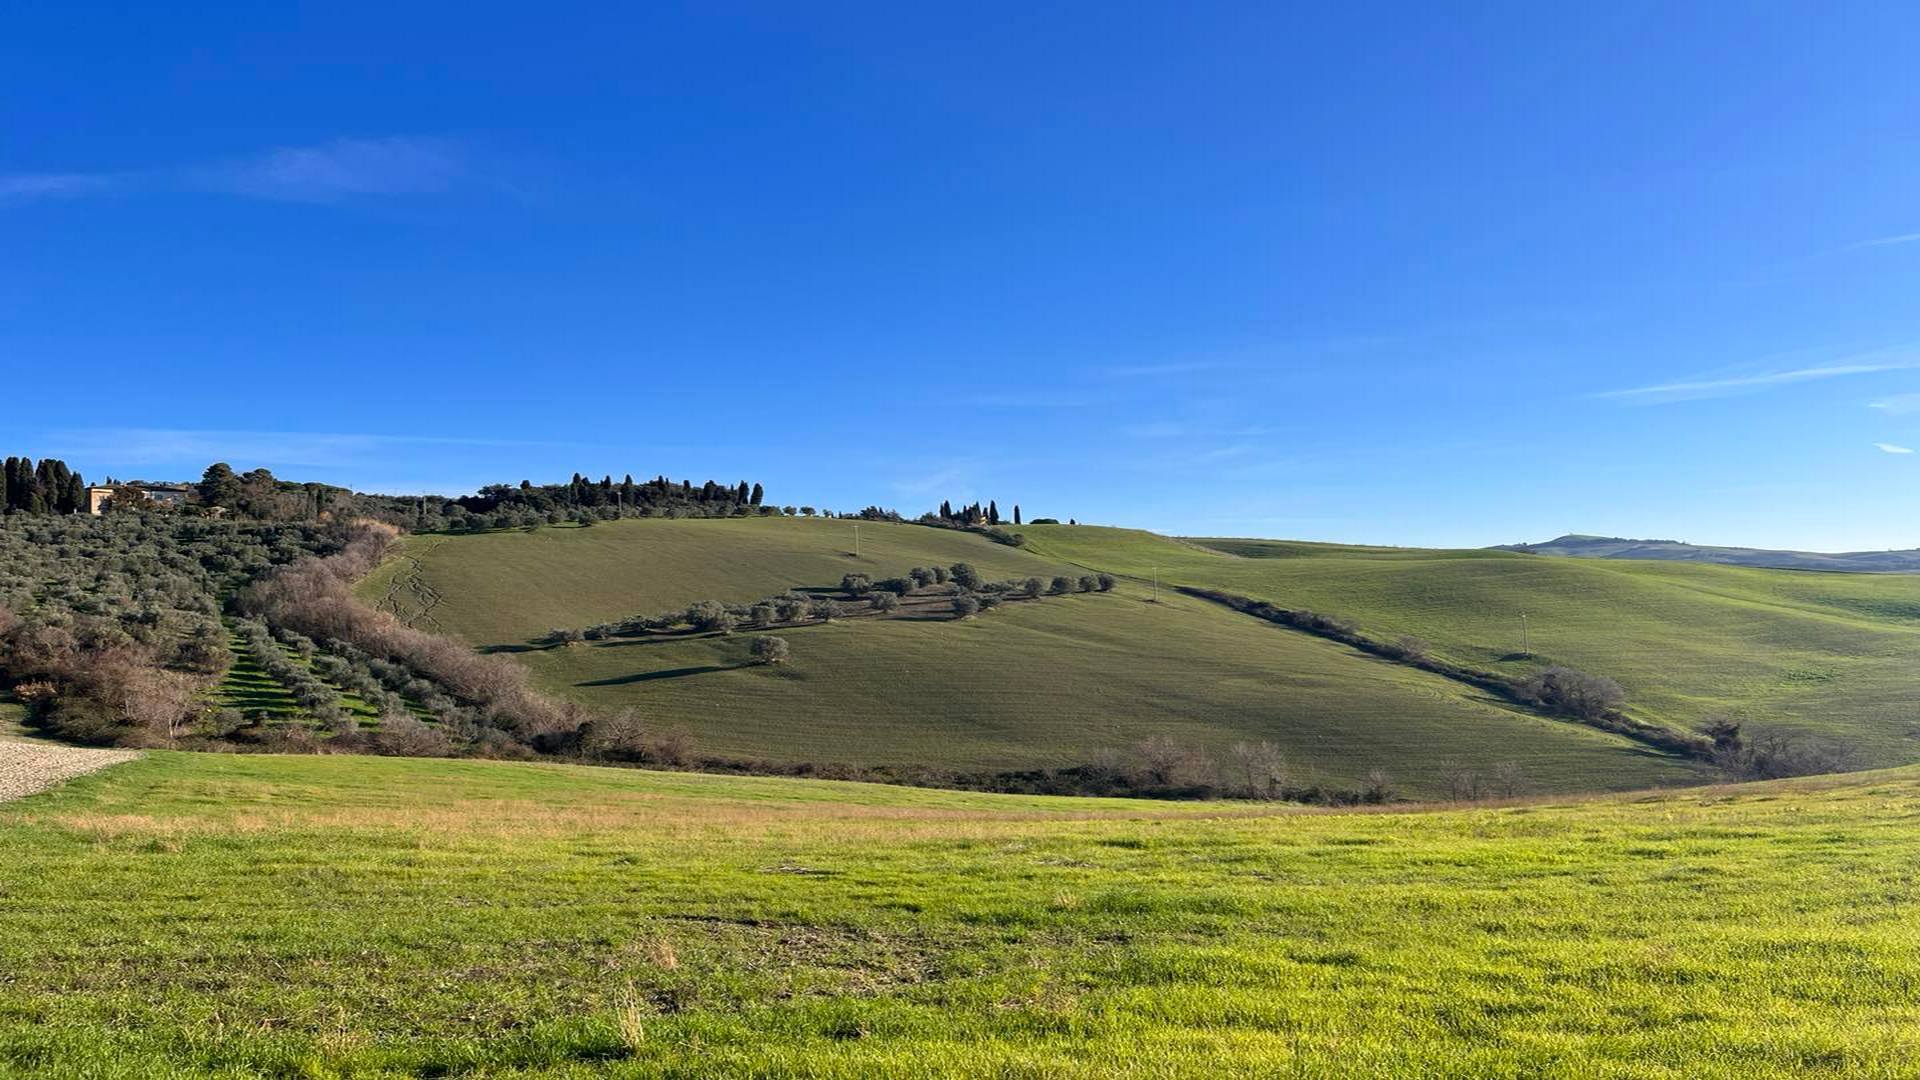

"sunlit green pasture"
[3, 751, 1917, 1077]
[357, 519, 1699, 796]
[1024, 525, 1920, 765]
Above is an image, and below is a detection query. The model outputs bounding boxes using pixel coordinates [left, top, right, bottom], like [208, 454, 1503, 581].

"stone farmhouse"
[86, 482, 192, 515]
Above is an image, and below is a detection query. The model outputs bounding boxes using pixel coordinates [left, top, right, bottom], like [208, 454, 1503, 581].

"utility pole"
[1521, 612, 1530, 656]
[852, 523, 861, 559]
[1152, 566, 1160, 603]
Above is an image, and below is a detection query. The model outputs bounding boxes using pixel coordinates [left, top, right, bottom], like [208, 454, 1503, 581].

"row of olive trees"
[546, 564, 1118, 645]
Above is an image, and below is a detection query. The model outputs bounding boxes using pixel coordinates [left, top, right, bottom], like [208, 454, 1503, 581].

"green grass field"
[1022, 526, 1920, 766]
[360, 518, 1080, 645]
[359, 519, 1702, 796]
[4, 751, 1918, 1077]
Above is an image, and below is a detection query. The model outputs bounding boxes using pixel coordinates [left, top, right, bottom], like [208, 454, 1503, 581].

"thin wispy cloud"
[0, 137, 468, 207]
[0, 173, 117, 201]
[1869, 393, 1920, 415]
[1098, 361, 1244, 379]
[888, 465, 974, 497]
[1123, 421, 1186, 439]
[45, 427, 562, 471]
[1848, 232, 1920, 250]
[1876, 443, 1914, 455]
[1598, 352, 1920, 403]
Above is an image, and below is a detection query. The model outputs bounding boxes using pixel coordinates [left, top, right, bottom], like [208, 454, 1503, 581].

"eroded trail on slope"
[0, 741, 141, 803]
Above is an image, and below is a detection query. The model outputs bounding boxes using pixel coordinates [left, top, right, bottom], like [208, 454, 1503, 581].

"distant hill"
[1492, 534, 1920, 572]
[358, 518, 1705, 797]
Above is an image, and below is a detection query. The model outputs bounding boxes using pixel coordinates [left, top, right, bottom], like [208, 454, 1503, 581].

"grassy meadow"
[358, 519, 1702, 796]
[360, 518, 1078, 644]
[1022, 526, 1920, 766]
[3, 751, 1918, 1077]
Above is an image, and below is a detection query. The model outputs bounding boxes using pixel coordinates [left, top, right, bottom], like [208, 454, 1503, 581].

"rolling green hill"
[5, 750, 1918, 1077]
[357, 518, 1706, 796]
[1022, 526, 1920, 765]
[361, 517, 1076, 644]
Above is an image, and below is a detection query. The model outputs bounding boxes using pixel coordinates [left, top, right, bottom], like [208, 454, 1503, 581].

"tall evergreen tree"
[750, 482, 764, 506]
[736, 480, 751, 503]
[988, 500, 1000, 525]
[1013, 505, 1021, 525]
[199, 462, 243, 508]
[3, 457, 23, 511]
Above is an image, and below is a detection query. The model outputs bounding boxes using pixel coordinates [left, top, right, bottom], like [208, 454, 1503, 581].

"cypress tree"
[988, 500, 1000, 525]
[1013, 505, 1021, 525]
[750, 482, 764, 506]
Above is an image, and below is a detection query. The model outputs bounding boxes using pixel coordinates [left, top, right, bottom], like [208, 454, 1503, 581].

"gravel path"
[0, 742, 141, 803]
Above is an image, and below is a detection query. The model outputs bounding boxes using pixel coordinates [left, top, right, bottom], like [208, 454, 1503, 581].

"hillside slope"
[357, 519, 1700, 796]
[1026, 527, 1920, 767]
[5, 751, 1918, 1076]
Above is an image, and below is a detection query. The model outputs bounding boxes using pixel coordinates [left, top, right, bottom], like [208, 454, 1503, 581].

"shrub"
[949, 563, 983, 590]
[1386, 635, 1431, 662]
[869, 592, 900, 613]
[1096, 574, 1116, 592]
[685, 600, 736, 634]
[1135, 735, 1212, 788]
[1022, 576, 1044, 598]
[951, 594, 981, 618]
[748, 604, 776, 627]
[809, 598, 844, 622]
[547, 626, 586, 646]
[1049, 575, 1074, 595]
[840, 573, 872, 595]
[1077, 575, 1099, 593]
[1515, 666, 1625, 720]
[931, 565, 950, 585]
[749, 636, 791, 665]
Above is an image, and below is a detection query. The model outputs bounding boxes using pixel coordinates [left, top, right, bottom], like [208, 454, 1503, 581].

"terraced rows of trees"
[0, 460, 787, 754]
[0, 514, 341, 744]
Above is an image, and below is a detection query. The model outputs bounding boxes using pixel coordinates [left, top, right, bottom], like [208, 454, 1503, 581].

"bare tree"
[1441, 764, 1483, 801]
[1229, 740, 1288, 799]
[1491, 761, 1526, 798]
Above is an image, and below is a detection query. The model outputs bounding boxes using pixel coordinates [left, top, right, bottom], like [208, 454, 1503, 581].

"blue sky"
[4, 3, 1918, 550]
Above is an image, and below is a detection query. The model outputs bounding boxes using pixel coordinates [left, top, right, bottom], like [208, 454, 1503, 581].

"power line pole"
[852, 523, 861, 559]
[1152, 566, 1160, 603]
[1521, 612, 1530, 656]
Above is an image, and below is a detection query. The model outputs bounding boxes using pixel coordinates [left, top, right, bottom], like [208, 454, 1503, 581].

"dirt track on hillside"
[0, 742, 140, 803]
